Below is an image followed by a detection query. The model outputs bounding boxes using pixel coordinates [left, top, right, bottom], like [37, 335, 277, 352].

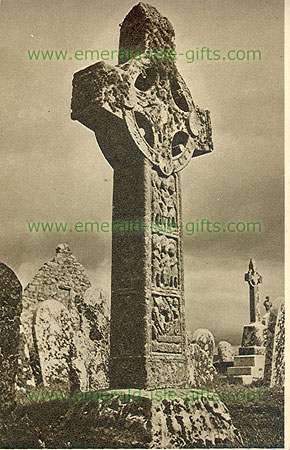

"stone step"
[227, 375, 253, 385]
[239, 346, 265, 355]
[214, 361, 234, 374]
[228, 366, 252, 376]
[234, 355, 265, 367]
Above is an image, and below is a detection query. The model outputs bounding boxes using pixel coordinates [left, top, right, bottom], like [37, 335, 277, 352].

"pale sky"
[0, 0, 284, 345]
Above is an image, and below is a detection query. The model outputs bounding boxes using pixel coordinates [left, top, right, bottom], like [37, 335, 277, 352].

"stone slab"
[228, 366, 252, 376]
[227, 375, 253, 385]
[234, 354, 265, 368]
[214, 361, 234, 374]
[239, 345, 265, 355]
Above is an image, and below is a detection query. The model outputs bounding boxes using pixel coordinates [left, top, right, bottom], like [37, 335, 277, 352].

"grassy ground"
[0, 380, 284, 448]
[208, 376, 284, 448]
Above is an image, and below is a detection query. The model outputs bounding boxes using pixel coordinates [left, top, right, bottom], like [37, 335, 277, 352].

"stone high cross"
[71, 3, 213, 389]
[245, 259, 262, 323]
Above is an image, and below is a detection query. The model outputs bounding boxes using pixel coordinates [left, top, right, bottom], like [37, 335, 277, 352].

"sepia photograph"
[0, 0, 285, 448]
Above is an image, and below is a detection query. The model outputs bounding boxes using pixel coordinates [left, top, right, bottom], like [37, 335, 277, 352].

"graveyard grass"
[0, 379, 284, 448]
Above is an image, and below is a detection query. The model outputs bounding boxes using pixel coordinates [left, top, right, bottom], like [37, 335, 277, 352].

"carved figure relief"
[152, 234, 179, 289]
[152, 295, 181, 341]
[151, 170, 178, 228]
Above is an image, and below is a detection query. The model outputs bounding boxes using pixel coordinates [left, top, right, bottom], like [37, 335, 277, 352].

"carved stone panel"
[152, 295, 182, 353]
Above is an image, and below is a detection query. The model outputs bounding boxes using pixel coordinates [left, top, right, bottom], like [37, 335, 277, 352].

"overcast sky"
[0, 0, 284, 345]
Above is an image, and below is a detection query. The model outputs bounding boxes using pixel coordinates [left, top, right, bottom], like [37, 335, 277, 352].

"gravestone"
[262, 296, 281, 383]
[191, 328, 215, 361]
[34, 299, 87, 390]
[0, 263, 22, 410]
[187, 329, 216, 387]
[22, 244, 91, 385]
[71, 2, 213, 390]
[75, 287, 110, 390]
[15, 324, 36, 396]
[214, 341, 234, 374]
[217, 341, 235, 363]
[270, 300, 285, 387]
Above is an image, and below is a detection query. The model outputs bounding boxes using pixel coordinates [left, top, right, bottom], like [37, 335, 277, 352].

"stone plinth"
[228, 260, 266, 384]
[45, 389, 241, 448]
[228, 354, 265, 379]
[228, 323, 266, 384]
[241, 322, 266, 347]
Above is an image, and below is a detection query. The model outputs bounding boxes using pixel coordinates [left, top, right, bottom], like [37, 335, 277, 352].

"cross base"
[58, 389, 241, 448]
[110, 355, 188, 389]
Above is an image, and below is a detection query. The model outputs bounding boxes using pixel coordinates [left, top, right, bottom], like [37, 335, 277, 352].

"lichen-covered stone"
[191, 328, 215, 361]
[0, 263, 22, 411]
[262, 302, 279, 383]
[34, 299, 88, 390]
[22, 244, 91, 387]
[45, 390, 241, 448]
[217, 341, 235, 363]
[74, 287, 110, 390]
[15, 325, 35, 395]
[71, 1, 213, 389]
[241, 322, 266, 347]
[270, 300, 285, 387]
[187, 342, 216, 388]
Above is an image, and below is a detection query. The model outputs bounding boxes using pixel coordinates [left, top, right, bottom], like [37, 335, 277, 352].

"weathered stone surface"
[118, 3, 175, 64]
[46, 390, 241, 448]
[217, 341, 235, 362]
[71, 3, 213, 389]
[187, 330, 216, 387]
[241, 322, 266, 347]
[15, 324, 35, 395]
[270, 300, 285, 387]
[191, 328, 215, 361]
[262, 297, 281, 383]
[187, 341, 216, 388]
[34, 299, 87, 390]
[0, 263, 22, 411]
[75, 287, 110, 390]
[22, 244, 91, 386]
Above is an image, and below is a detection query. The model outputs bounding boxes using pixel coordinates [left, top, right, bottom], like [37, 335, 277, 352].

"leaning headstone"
[270, 300, 285, 387]
[0, 263, 22, 411]
[34, 299, 87, 390]
[22, 244, 91, 386]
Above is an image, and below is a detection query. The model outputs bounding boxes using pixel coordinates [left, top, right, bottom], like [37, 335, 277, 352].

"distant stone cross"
[71, 3, 213, 388]
[244, 259, 262, 323]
